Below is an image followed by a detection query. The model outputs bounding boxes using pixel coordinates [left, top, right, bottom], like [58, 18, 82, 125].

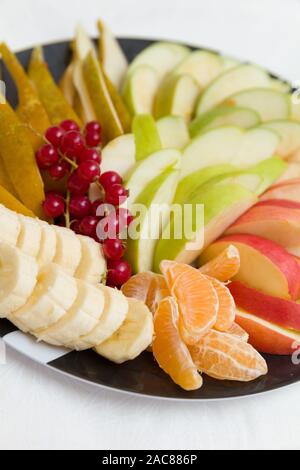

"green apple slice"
[132, 114, 161, 161]
[291, 98, 300, 121]
[181, 126, 279, 179]
[126, 168, 180, 272]
[125, 148, 181, 207]
[222, 56, 240, 70]
[156, 116, 189, 149]
[122, 65, 159, 115]
[224, 88, 290, 122]
[97, 20, 128, 90]
[271, 78, 291, 93]
[153, 182, 257, 270]
[261, 120, 300, 158]
[196, 64, 271, 115]
[173, 50, 223, 88]
[189, 106, 260, 136]
[154, 73, 199, 121]
[101, 134, 136, 177]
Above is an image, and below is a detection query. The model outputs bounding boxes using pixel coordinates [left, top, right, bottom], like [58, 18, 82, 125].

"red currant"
[79, 216, 99, 238]
[48, 160, 70, 180]
[96, 210, 127, 240]
[42, 194, 65, 218]
[85, 130, 102, 148]
[85, 121, 101, 134]
[78, 148, 101, 165]
[60, 120, 80, 132]
[91, 199, 105, 216]
[60, 131, 85, 158]
[69, 195, 91, 218]
[46, 190, 65, 200]
[103, 238, 125, 260]
[77, 160, 100, 183]
[45, 126, 64, 148]
[36, 144, 59, 169]
[99, 171, 122, 190]
[116, 208, 134, 227]
[107, 259, 132, 287]
[67, 171, 90, 195]
[70, 219, 82, 234]
[105, 184, 128, 206]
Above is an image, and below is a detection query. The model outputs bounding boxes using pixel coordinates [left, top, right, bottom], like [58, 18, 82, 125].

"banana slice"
[72, 285, 128, 351]
[37, 221, 57, 267]
[10, 264, 77, 332]
[95, 298, 153, 364]
[53, 226, 82, 275]
[0, 242, 38, 317]
[36, 280, 105, 347]
[0, 204, 21, 245]
[17, 215, 42, 257]
[75, 235, 106, 284]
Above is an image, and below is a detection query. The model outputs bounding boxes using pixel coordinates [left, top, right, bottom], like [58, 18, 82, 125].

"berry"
[69, 195, 91, 218]
[105, 184, 128, 206]
[79, 216, 98, 238]
[103, 238, 125, 260]
[70, 220, 82, 234]
[46, 190, 64, 200]
[116, 208, 134, 227]
[85, 130, 102, 148]
[60, 120, 80, 132]
[67, 171, 90, 195]
[43, 194, 65, 218]
[77, 160, 100, 183]
[36, 144, 59, 169]
[48, 160, 70, 180]
[85, 121, 101, 134]
[99, 171, 122, 190]
[45, 126, 64, 148]
[60, 131, 85, 158]
[107, 259, 132, 287]
[96, 210, 127, 240]
[91, 199, 105, 216]
[78, 148, 101, 165]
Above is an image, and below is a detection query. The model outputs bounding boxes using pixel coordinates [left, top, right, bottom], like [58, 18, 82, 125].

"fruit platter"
[1, 20, 300, 400]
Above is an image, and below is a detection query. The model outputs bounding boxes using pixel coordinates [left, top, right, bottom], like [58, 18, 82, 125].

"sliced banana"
[0, 243, 38, 317]
[36, 279, 105, 348]
[53, 226, 82, 275]
[17, 215, 42, 257]
[10, 264, 77, 332]
[0, 204, 21, 245]
[72, 285, 128, 351]
[37, 221, 57, 267]
[75, 235, 106, 284]
[95, 297, 153, 364]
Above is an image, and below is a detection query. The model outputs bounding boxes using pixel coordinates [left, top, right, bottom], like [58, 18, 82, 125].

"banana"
[0, 243, 38, 317]
[75, 235, 106, 284]
[0, 204, 21, 245]
[36, 279, 106, 348]
[16, 215, 42, 257]
[37, 221, 57, 267]
[95, 298, 153, 364]
[71, 285, 128, 351]
[10, 264, 78, 332]
[53, 226, 82, 276]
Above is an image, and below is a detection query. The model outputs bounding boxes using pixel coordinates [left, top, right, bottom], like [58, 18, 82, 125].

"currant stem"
[65, 191, 71, 229]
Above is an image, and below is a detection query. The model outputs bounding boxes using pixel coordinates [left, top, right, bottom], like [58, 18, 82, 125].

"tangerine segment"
[207, 276, 235, 332]
[226, 322, 249, 342]
[199, 245, 240, 281]
[160, 259, 191, 289]
[152, 297, 203, 391]
[189, 330, 268, 382]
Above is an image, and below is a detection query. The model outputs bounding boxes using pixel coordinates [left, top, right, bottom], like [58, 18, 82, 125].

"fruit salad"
[1, 17, 300, 391]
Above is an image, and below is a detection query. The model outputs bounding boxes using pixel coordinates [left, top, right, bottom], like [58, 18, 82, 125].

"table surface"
[1, 0, 300, 451]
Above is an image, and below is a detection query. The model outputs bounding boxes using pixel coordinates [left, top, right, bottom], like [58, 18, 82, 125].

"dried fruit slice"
[28, 46, 81, 125]
[189, 329, 267, 381]
[161, 261, 219, 343]
[152, 297, 203, 391]
[0, 157, 17, 197]
[226, 322, 249, 342]
[199, 244, 240, 281]
[0, 42, 50, 150]
[0, 185, 34, 217]
[207, 276, 235, 332]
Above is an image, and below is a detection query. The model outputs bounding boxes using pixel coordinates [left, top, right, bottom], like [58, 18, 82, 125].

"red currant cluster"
[36, 119, 133, 288]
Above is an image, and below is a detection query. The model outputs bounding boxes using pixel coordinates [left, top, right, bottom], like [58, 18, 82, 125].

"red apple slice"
[226, 200, 300, 256]
[261, 178, 300, 203]
[230, 281, 300, 330]
[199, 234, 300, 300]
[236, 308, 300, 355]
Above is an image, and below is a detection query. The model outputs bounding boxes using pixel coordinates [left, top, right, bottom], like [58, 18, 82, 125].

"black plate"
[0, 38, 299, 400]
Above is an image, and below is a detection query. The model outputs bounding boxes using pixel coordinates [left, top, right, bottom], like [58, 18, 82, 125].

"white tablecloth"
[1, 0, 300, 450]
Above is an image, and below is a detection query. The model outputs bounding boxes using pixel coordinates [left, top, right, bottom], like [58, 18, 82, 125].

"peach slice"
[236, 308, 300, 355]
[199, 234, 300, 300]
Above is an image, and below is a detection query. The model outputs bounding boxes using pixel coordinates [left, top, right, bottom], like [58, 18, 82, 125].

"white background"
[1, 0, 300, 450]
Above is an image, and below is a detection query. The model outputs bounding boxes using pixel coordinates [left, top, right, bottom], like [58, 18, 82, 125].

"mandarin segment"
[199, 244, 240, 281]
[206, 276, 235, 332]
[226, 322, 249, 342]
[152, 297, 203, 391]
[189, 330, 268, 382]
